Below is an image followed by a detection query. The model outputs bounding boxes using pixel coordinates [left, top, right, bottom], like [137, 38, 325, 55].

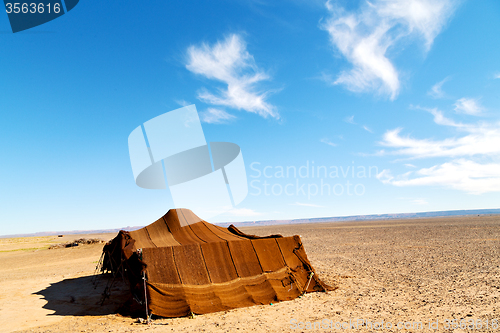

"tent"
[100, 208, 332, 318]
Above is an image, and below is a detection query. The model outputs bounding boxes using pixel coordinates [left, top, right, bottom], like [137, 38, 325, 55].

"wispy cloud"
[321, 0, 457, 100]
[344, 115, 356, 124]
[412, 105, 464, 127]
[174, 99, 191, 107]
[320, 138, 337, 147]
[186, 34, 278, 119]
[200, 108, 236, 124]
[363, 125, 374, 133]
[377, 107, 500, 194]
[427, 77, 449, 98]
[291, 202, 324, 208]
[345, 115, 373, 133]
[412, 198, 428, 205]
[454, 97, 484, 115]
[494, 72, 500, 79]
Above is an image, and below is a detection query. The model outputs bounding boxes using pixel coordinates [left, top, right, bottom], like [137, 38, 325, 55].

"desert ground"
[0, 215, 499, 332]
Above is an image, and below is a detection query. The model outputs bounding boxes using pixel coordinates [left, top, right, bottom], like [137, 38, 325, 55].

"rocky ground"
[1, 215, 499, 332]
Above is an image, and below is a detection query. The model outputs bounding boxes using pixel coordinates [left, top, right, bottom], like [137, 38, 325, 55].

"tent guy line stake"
[304, 272, 314, 294]
[143, 271, 150, 324]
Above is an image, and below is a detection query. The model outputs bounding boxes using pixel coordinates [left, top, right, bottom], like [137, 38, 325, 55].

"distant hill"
[215, 208, 500, 227]
[0, 226, 143, 239]
[2, 208, 499, 238]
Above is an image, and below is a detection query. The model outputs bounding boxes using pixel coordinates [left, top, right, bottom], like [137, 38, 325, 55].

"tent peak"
[159, 208, 204, 229]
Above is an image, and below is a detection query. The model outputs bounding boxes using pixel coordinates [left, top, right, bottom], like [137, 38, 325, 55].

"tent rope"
[91, 252, 105, 288]
[293, 244, 329, 292]
[100, 254, 125, 305]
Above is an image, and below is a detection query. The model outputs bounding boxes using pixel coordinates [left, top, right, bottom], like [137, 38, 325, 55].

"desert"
[1, 214, 499, 333]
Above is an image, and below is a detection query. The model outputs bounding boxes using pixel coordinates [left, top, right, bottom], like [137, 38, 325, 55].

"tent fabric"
[102, 208, 332, 318]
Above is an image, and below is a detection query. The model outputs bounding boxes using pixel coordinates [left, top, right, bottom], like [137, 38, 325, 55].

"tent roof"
[127, 208, 252, 249]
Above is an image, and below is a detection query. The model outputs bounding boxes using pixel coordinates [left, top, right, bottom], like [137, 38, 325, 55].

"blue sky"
[1, 0, 500, 235]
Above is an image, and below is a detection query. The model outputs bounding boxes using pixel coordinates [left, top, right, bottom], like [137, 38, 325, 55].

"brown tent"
[100, 208, 332, 318]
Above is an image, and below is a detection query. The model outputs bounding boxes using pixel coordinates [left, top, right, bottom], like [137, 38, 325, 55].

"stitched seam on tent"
[187, 223, 207, 243]
[201, 221, 227, 242]
[274, 238, 288, 267]
[249, 241, 265, 272]
[177, 209, 188, 227]
[170, 248, 184, 284]
[178, 209, 192, 230]
[224, 241, 241, 278]
[179, 209, 207, 243]
[162, 216, 172, 232]
[177, 208, 187, 227]
[162, 216, 181, 246]
[145, 227, 157, 248]
[198, 244, 213, 284]
[167, 214, 189, 245]
[148, 266, 289, 288]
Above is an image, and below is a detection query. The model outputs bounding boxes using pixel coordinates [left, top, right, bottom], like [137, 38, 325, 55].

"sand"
[0, 215, 499, 332]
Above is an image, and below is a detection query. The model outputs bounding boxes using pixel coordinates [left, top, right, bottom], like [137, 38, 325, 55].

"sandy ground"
[1, 215, 499, 332]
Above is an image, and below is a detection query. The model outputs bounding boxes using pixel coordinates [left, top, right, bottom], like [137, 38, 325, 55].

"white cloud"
[322, 0, 457, 99]
[379, 159, 500, 194]
[380, 124, 500, 159]
[454, 97, 484, 115]
[427, 77, 449, 98]
[200, 108, 236, 124]
[377, 108, 500, 194]
[186, 34, 278, 119]
[227, 208, 261, 217]
[291, 202, 324, 208]
[320, 138, 337, 147]
[494, 72, 500, 79]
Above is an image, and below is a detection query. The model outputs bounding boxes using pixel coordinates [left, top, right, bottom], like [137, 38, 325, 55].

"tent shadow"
[33, 274, 131, 316]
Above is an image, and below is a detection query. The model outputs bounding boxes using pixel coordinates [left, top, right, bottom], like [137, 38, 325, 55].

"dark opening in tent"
[99, 208, 333, 318]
